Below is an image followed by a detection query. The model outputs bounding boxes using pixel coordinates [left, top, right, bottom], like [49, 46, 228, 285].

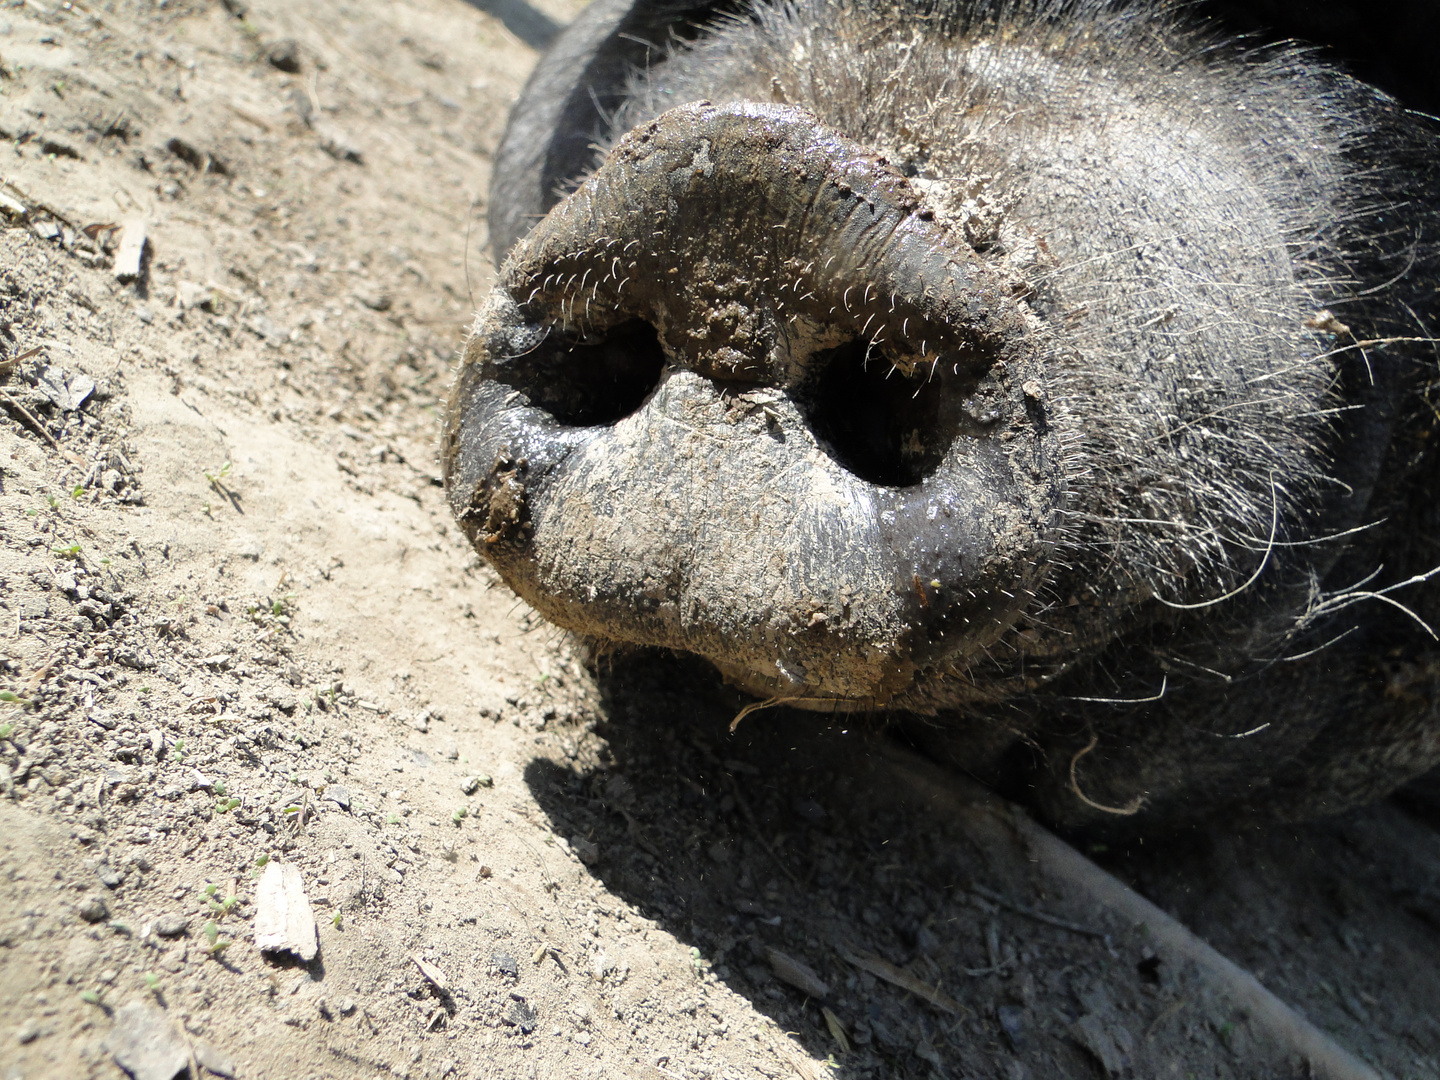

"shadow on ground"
[521, 653, 1287, 1079]
[458, 0, 560, 49]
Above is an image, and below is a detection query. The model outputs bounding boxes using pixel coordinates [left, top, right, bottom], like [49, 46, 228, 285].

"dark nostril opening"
[798, 341, 968, 487]
[496, 318, 666, 427]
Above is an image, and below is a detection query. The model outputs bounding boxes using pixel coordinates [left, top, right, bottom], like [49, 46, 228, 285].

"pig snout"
[445, 101, 1065, 705]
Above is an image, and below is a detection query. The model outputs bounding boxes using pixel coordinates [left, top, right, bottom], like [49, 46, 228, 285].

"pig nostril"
[496, 318, 666, 427]
[798, 340, 960, 488]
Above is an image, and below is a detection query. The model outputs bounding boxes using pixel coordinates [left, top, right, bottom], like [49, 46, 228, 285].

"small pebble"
[460, 774, 493, 795]
[155, 914, 188, 939]
[337, 998, 357, 1016]
[266, 38, 302, 73]
[571, 837, 599, 865]
[78, 896, 109, 923]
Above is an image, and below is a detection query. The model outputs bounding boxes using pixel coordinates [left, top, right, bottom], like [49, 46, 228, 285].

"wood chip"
[764, 946, 828, 999]
[833, 941, 964, 1016]
[112, 219, 147, 281]
[0, 190, 27, 219]
[411, 954, 448, 990]
[253, 861, 318, 961]
[103, 1000, 190, 1080]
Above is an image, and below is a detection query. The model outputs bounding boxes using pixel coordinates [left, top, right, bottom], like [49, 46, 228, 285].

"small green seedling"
[170, 739, 187, 763]
[0, 723, 16, 739]
[216, 796, 241, 814]
[52, 542, 81, 558]
[451, 807, 468, 824]
[70, 484, 85, 499]
[143, 973, 161, 993]
[213, 781, 228, 797]
[255, 853, 270, 869]
[204, 461, 232, 487]
[386, 813, 400, 825]
[202, 919, 230, 957]
[332, 911, 343, 930]
[79, 989, 101, 1005]
[45, 494, 59, 508]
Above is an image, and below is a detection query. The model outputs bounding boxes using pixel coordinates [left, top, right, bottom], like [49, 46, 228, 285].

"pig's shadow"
[523, 652, 1111, 1079]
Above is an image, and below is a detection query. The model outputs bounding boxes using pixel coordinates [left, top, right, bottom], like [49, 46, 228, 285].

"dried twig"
[969, 882, 1108, 940]
[0, 387, 84, 465]
[723, 771, 800, 886]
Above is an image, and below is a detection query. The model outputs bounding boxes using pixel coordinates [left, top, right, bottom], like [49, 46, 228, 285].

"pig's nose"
[444, 101, 1067, 704]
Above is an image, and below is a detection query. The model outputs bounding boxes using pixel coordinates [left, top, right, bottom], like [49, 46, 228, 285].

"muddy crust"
[444, 102, 1068, 705]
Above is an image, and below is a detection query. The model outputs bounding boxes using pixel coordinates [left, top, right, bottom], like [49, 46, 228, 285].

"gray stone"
[104, 1000, 190, 1080]
[154, 914, 188, 939]
[78, 896, 109, 923]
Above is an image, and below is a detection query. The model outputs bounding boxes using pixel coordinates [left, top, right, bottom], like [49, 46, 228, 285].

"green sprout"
[216, 796, 241, 814]
[204, 461, 232, 487]
[171, 739, 187, 763]
[79, 989, 101, 1005]
[255, 853, 270, 868]
[213, 781, 227, 797]
[71, 484, 85, 499]
[386, 813, 400, 825]
[332, 911, 343, 930]
[52, 542, 82, 558]
[143, 973, 161, 993]
[451, 807, 468, 824]
[201, 919, 230, 957]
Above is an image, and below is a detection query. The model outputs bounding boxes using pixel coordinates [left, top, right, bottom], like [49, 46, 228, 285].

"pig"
[445, 0, 1440, 831]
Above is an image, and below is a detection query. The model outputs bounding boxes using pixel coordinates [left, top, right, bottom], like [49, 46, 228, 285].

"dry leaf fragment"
[833, 941, 964, 1016]
[411, 954, 448, 990]
[765, 946, 829, 999]
[253, 861, 318, 961]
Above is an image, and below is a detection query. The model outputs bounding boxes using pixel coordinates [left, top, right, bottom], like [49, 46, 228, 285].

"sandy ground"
[2, 0, 1440, 1078]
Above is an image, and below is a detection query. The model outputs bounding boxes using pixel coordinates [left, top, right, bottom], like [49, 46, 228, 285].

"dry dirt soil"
[2, 1, 1440, 1078]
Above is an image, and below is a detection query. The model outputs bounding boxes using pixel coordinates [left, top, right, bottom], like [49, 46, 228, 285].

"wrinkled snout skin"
[447, 0, 1440, 831]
